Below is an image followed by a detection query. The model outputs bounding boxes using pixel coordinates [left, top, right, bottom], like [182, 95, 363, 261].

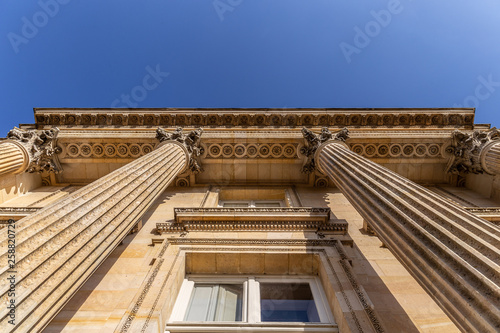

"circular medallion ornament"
[258, 144, 271, 158]
[428, 144, 440, 156]
[389, 144, 401, 157]
[117, 144, 129, 157]
[222, 144, 234, 158]
[129, 144, 141, 157]
[104, 144, 116, 157]
[234, 144, 246, 158]
[247, 144, 258, 158]
[67, 144, 80, 157]
[283, 144, 296, 158]
[93, 144, 105, 157]
[209, 144, 222, 158]
[142, 144, 154, 155]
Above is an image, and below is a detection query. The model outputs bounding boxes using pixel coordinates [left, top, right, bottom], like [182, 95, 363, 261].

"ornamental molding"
[34, 109, 475, 129]
[0, 207, 42, 215]
[60, 142, 157, 159]
[156, 127, 204, 174]
[167, 238, 339, 246]
[58, 140, 446, 161]
[174, 207, 330, 214]
[6, 127, 62, 174]
[157, 220, 348, 233]
[301, 127, 349, 174]
[205, 143, 298, 159]
[446, 127, 500, 174]
[349, 142, 445, 159]
[156, 207, 348, 233]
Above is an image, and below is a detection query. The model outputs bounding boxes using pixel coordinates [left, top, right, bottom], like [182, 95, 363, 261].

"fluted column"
[481, 140, 500, 175]
[0, 141, 29, 175]
[302, 128, 500, 333]
[0, 128, 203, 332]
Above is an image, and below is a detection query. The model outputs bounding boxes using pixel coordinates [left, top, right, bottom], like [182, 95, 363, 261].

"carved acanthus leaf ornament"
[7, 127, 62, 174]
[447, 127, 500, 174]
[156, 127, 204, 174]
[300, 127, 349, 173]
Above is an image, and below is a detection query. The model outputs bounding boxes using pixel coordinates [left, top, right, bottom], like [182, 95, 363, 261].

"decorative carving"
[158, 207, 343, 233]
[174, 207, 331, 214]
[447, 128, 500, 174]
[205, 143, 298, 159]
[315, 177, 329, 188]
[157, 220, 347, 233]
[156, 127, 204, 174]
[62, 142, 156, 159]
[7, 127, 62, 174]
[348, 143, 444, 159]
[175, 177, 189, 187]
[0, 207, 42, 214]
[34, 110, 476, 129]
[300, 127, 349, 174]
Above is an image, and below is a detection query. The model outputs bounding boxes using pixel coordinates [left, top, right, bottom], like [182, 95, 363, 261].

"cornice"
[156, 207, 348, 233]
[33, 108, 475, 129]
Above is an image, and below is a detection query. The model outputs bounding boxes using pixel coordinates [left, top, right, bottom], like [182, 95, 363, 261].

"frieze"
[349, 142, 444, 158]
[60, 142, 157, 158]
[58, 141, 446, 161]
[205, 143, 298, 159]
[34, 109, 475, 129]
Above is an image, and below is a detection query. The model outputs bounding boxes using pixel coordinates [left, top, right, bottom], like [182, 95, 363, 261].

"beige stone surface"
[4, 108, 498, 332]
[298, 187, 460, 332]
[42, 187, 208, 332]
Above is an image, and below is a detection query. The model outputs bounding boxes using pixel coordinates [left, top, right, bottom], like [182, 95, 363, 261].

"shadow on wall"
[322, 190, 420, 333]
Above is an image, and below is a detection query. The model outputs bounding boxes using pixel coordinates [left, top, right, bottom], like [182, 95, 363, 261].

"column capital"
[446, 127, 500, 174]
[300, 127, 349, 174]
[155, 127, 204, 174]
[6, 127, 62, 174]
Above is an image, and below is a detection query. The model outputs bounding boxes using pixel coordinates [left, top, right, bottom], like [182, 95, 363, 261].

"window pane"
[185, 284, 243, 322]
[260, 283, 320, 322]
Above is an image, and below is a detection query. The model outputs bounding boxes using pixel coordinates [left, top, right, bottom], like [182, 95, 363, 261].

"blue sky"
[1, 0, 499, 136]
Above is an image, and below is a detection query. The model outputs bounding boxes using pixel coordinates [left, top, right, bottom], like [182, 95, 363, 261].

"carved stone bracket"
[300, 127, 349, 173]
[446, 127, 500, 174]
[156, 127, 204, 174]
[7, 127, 62, 174]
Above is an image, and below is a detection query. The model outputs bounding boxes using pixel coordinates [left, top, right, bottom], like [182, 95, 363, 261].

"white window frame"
[218, 200, 285, 208]
[167, 275, 336, 332]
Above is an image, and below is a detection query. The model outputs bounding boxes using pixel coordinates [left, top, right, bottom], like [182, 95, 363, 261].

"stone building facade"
[0, 108, 499, 333]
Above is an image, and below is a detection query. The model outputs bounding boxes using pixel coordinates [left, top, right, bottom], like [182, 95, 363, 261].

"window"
[184, 284, 243, 322]
[168, 276, 336, 332]
[219, 200, 284, 208]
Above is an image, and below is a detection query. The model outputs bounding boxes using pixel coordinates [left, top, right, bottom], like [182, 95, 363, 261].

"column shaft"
[0, 141, 28, 176]
[317, 141, 500, 333]
[482, 141, 500, 175]
[0, 142, 187, 332]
